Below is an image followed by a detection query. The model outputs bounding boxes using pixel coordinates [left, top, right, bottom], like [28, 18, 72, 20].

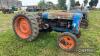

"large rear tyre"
[57, 32, 78, 51]
[13, 12, 39, 41]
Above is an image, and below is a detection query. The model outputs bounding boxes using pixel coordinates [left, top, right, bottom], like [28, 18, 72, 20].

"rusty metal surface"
[48, 11, 73, 19]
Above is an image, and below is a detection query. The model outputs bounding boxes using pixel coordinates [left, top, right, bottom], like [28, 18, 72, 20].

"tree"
[75, 1, 80, 6]
[89, 0, 98, 8]
[70, 0, 75, 7]
[38, 0, 46, 9]
[84, 0, 88, 6]
[89, 0, 93, 8]
[58, 0, 67, 10]
[46, 1, 54, 9]
[94, 0, 98, 6]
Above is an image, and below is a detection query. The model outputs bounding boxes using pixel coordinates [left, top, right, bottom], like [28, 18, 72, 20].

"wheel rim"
[59, 36, 75, 49]
[14, 16, 32, 39]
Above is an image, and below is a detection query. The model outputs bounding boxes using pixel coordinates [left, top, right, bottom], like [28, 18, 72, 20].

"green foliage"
[70, 0, 75, 7]
[89, 0, 98, 8]
[46, 1, 54, 9]
[84, 0, 88, 6]
[75, 1, 80, 6]
[58, 0, 67, 10]
[38, 0, 46, 9]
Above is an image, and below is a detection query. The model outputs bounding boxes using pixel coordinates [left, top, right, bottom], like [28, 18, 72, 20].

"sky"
[20, 0, 100, 8]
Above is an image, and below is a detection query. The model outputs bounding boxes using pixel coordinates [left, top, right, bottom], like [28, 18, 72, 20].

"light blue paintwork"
[71, 13, 82, 34]
[41, 12, 83, 34]
[42, 12, 48, 19]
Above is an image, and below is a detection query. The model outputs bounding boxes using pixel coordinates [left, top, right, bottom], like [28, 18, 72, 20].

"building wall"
[0, 0, 22, 9]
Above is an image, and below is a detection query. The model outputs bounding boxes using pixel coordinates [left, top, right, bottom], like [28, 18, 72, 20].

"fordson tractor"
[12, 11, 84, 51]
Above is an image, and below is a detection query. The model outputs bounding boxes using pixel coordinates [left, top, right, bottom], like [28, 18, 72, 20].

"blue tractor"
[13, 11, 83, 51]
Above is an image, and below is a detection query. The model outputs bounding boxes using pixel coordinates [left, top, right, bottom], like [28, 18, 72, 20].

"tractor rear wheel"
[13, 12, 39, 41]
[57, 32, 78, 51]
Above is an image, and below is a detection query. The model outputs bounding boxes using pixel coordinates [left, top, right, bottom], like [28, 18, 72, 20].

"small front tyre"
[57, 32, 78, 51]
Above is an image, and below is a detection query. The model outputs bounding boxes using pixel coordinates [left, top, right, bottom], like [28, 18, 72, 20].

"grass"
[0, 11, 100, 56]
[0, 12, 14, 32]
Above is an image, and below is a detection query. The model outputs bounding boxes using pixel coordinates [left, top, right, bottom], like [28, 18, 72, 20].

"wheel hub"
[14, 16, 32, 39]
[19, 19, 30, 33]
[59, 36, 75, 49]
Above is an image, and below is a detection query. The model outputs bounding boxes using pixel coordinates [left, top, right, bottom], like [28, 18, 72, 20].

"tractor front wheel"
[13, 12, 39, 41]
[57, 32, 78, 51]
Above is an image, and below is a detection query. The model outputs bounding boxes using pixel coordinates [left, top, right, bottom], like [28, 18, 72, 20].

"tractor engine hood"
[42, 11, 83, 20]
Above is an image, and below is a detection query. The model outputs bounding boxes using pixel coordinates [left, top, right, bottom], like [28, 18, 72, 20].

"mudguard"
[72, 13, 83, 34]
